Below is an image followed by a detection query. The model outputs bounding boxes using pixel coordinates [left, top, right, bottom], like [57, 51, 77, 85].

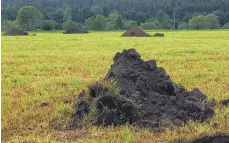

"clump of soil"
[178, 134, 229, 143]
[153, 33, 164, 37]
[122, 26, 151, 37]
[63, 29, 88, 34]
[74, 49, 214, 128]
[220, 99, 229, 106]
[74, 83, 140, 126]
[3, 28, 28, 36]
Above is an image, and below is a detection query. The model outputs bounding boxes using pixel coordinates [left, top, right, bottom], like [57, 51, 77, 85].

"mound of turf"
[63, 29, 88, 34]
[122, 26, 151, 37]
[74, 49, 214, 128]
[3, 28, 28, 36]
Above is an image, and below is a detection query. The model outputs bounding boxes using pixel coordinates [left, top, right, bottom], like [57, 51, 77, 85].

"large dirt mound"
[3, 28, 28, 36]
[74, 49, 214, 128]
[63, 29, 88, 34]
[122, 26, 151, 37]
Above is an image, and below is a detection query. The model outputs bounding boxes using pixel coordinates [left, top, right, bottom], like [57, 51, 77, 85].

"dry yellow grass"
[2, 30, 229, 142]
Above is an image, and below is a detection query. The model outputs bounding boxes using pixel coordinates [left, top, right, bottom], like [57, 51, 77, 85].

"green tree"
[63, 4, 71, 21]
[134, 12, 147, 25]
[178, 23, 189, 29]
[156, 10, 172, 29]
[212, 10, 228, 26]
[71, 7, 93, 23]
[1, 20, 20, 31]
[161, 20, 172, 29]
[123, 20, 137, 30]
[85, 15, 106, 30]
[157, 10, 165, 22]
[16, 6, 43, 30]
[63, 20, 79, 32]
[206, 14, 220, 29]
[140, 22, 158, 30]
[105, 21, 116, 30]
[105, 13, 123, 30]
[189, 15, 200, 29]
[154, 20, 163, 29]
[124, 10, 136, 20]
[91, 5, 103, 15]
[221, 23, 229, 29]
[2, 6, 18, 21]
[189, 14, 220, 29]
[41, 20, 54, 30]
[47, 9, 64, 29]
[2, 0, 229, 30]
[116, 15, 124, 29]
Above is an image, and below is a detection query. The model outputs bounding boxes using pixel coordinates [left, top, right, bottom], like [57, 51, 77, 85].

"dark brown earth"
[3, 28, 28, 36]
[220, 99, 229, 106]
[74, 49, 214, 128]
[153, 33, 164, 37]
[175, 134, 229, 143]
[122, 26, 151, 37]
[63, 29, 88, 34]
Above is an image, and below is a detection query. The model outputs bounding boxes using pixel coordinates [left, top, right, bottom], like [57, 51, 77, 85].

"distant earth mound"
[74, 49, 214, 128]
[122, 26, 151, 37]
[3, 28, 28, 36]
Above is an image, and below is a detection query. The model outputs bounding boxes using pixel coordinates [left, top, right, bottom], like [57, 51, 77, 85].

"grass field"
[2, 30, 229, 143]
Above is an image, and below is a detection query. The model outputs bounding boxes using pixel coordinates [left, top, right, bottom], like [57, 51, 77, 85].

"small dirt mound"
[63, 29, 88, 34]
[153, 33, 164, 37]
[74, 49, 214, 128]
[3, 28, 28, 36]
[122, 26, 151, 37]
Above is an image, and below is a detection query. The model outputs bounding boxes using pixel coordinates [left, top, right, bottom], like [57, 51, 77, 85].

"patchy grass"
[2, 30, 229, 142]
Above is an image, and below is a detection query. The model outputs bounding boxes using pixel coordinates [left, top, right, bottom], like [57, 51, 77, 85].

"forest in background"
[2, 0, 229, 30]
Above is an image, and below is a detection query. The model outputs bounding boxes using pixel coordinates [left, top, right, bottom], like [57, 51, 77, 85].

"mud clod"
[153, 33, 164, 37]
[40, 102, 49, 107]
[74, 49, 214, 128]
[122, 26, 151, 37]
[3, 28, 28, 36]
[220, 99, 229, 106]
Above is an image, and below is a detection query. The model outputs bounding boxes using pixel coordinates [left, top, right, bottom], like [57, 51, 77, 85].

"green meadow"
[2, 30, 229, 142]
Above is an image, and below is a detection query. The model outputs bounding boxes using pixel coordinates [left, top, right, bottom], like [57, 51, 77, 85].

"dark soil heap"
[122, 26, 151, 37]
[74, 49, 214, 128]
[3, 28, 28, 36]
[63, 29, 88, 34]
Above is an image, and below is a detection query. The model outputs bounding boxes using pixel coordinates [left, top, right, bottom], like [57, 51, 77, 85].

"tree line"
[2, 0, 229, 31]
